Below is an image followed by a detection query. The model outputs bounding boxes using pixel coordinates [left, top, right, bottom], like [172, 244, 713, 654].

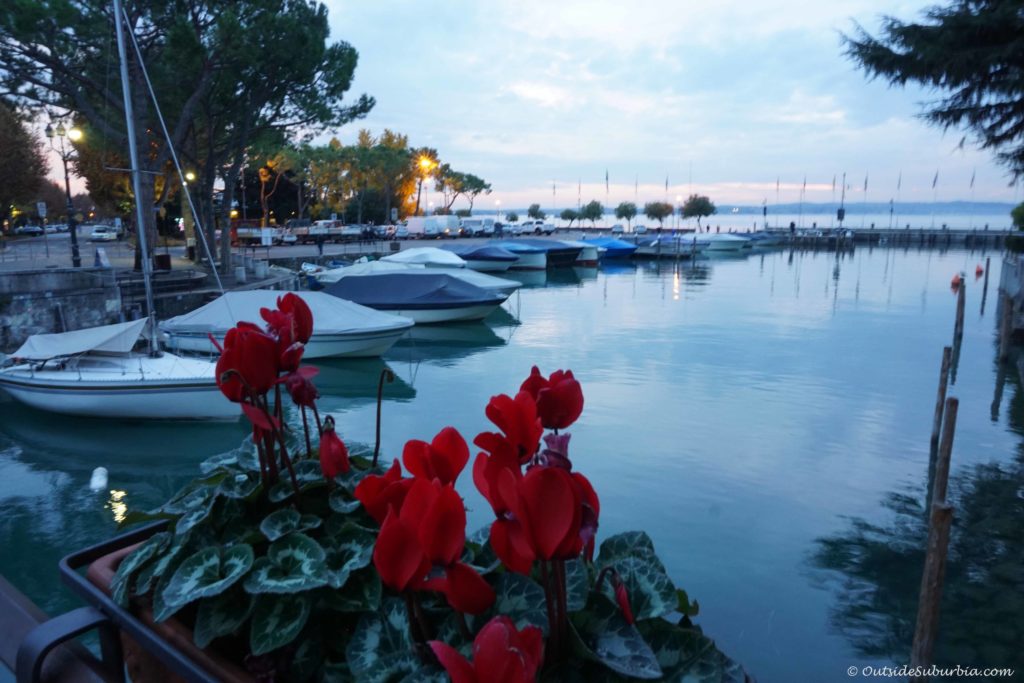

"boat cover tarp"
[315, 261, 517, 294]
[512, 238, 581, 253]
[12, 318, 147, 360]
[160, 291, 413, 337]
[442, 245, 519, 262]
[487, 241, 545, 254]
[380, 247, 466, 268]
[324, 274, 503, 310]
[581, 237, 638, 251]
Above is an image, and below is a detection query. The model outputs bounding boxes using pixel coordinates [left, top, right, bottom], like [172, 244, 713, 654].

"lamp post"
[183, 171, 197, 261]
[495, 199, 501, 222]
[45, 121, 83, 267]
[414, 155, 436, 216]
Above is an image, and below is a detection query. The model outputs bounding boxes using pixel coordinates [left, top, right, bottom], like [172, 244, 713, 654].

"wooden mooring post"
[998, 293, 1014, 362]
[929, 347, 952, 455]
[980, 256, 991, 315]
[953, 281, 965, 344]
[910, 397, 958, 683]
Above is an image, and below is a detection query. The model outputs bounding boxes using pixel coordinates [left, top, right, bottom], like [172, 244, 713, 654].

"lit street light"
[183, 171, 197, 260]
[44, 120, 83, 267]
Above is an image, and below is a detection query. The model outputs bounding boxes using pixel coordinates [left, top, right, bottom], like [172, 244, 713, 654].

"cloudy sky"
[323, 0, 1022, 208]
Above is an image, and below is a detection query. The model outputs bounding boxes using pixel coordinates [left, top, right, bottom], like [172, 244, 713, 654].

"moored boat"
[580, 237, 638, 259]
[0, 319, 238, 419]
[323, 273, 505, 324]
[160, 291, 414, 358]
[486, 241, 548, 270]
[309, 261, 520, 297]
[380, 247, 466, 268]
[559, 240, 599, 267]
[509, 238, 583, 268]
[441, 245, 518, 272]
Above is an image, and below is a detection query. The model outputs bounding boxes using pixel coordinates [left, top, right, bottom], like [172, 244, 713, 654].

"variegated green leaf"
[322, 662, 352, 682]
[110, 532, 170, 607]
[288, 636, 324, 682]
[218, 471, 261, 499]
[324, 525, 375, 589]
[564, 558, 590, 613]
[259, 508, 322, 541]
[322, 568, 382, 612]
[636, 617, 748, 682]
[571, 592, 662, 680]
[134, 533, 188, 596]
[600, 555, 677, 621]
[200, 451, 239, 474]
[161, 544, 254, 609]
[346, 598, 416, 681]
[597, 531, 667, 574]
[329, 488, 361, 514]
[243, 533, 327, 594]
[491, 572, 548, 634]
[193, 587, 253, 649]
[249, 593, 311, 656]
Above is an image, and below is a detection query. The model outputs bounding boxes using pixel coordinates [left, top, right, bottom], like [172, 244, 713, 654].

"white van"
[461, 217, 495, 237]
[405, 215, 460, 239]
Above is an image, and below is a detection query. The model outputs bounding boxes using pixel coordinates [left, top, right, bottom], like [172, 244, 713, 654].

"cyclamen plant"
[109, 299, 749, 682]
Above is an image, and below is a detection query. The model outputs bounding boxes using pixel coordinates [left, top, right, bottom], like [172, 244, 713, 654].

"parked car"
[52, 223, 69, 232]
[15, 225, 44, 236]
[89, 225, 120, 242]
[634, 224, 648, 235]
[611, 224, 625, 235]
[394, 225, 410, 239]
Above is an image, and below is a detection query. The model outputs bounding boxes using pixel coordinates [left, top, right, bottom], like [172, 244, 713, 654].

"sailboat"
[0, 0, 237, 420]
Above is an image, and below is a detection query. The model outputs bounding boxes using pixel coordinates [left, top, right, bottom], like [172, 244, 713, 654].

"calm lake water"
[1, 245, 1022, 682]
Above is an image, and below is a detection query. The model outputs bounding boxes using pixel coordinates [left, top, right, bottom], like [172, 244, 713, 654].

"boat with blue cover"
[493, 239, 581, 268]
[441, 245, 519, 272]
[486, 241, 548, 271]
[580, 237, 638, 259]
[323, 273, 505, 324]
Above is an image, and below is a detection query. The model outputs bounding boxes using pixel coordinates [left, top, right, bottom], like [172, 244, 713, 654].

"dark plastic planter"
[61, 522, 251, 683]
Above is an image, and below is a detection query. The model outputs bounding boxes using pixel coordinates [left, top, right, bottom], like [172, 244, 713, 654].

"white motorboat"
[380, 247, 466, 268]
[559, 240, 599, 267]
[487, 242, 548, 270]
[0, 320, 238, 419]
[703, 233, 751, 251]
[311, 261, 520, 298]
[160, 291, 414, 358]
[440, 245, 518, 272]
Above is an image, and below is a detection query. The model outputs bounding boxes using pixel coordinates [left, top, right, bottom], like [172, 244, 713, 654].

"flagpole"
[861, 173, 868, 229]
[831, 174, 836, 228]
[969, 169, 976, 229]
[895, 171, 902, 229]
[931, 170, 939, 229]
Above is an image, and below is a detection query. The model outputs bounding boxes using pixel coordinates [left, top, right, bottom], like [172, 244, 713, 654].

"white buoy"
[89, 467, 109, 492]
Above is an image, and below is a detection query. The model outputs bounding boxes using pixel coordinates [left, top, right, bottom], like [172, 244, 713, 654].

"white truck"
[404, 215, 461, 239]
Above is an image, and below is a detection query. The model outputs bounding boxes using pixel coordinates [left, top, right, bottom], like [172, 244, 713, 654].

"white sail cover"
[160, 291, 413, 337]
[381, 247, 466, 268]
[12, 318, 147, 360]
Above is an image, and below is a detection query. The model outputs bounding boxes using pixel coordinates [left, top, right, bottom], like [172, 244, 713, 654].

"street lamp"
[414, 155, 437, 216]
[495, 199, 501, 222]
[183, 171, 197, 261]
[45, 120, 83, 267]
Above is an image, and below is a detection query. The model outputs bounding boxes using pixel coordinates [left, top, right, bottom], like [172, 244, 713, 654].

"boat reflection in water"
[387, 321, 507, 368]
[304, 357, 415, 411]
[502, 270, 548, 288]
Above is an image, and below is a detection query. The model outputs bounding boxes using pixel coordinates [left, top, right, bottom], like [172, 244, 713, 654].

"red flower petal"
[488, 519, 534, 575]
[423, 561, 495, 615]
[615, 581, 635, 625]
[319, 424, 350, 479]
[373, 509, 427, 592]
[428, 641, 477, 683]
[417, 484, 465, 566]
[519, 467, 578, 560]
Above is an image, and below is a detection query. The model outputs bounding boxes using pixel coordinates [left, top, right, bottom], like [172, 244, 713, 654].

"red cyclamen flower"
[319, 417, 350, 479]
[477, 391, 543, 464]
[429, 616, 544, 683]
[402, 426, 470, 486]
[519, 366, 584, 430]
[215, 322, 279, 401]
[354, 460, 414, 524]
[615, 581, 635, 625]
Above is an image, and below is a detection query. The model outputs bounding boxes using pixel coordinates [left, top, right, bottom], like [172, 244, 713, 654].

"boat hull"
[0, 372, 238, 419]
[574, 245, 599, 267]
[369, 303, 502, 324]
[508, 252, 547, 271]
[462, 258, 513, 273]
[164, 328, 410, 359]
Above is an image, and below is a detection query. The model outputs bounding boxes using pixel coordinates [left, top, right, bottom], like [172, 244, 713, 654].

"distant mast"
[838, 172, 847, 229]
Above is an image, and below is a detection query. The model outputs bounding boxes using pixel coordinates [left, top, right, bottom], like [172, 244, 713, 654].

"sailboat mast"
[113, 0, 158, 356]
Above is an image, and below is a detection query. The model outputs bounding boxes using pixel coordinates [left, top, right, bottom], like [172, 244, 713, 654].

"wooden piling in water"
[999, 293, 1014, 361]
[929, 347, 952, 455]
[980, 256, 991, 315]
[910, 397, 958, 683]
[953, 282, 965, 344]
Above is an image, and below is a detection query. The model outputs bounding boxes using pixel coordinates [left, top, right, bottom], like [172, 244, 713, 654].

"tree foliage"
[614, 202, 637, 229]
[0, 0, 374, 267]
[505, 211, 518, 222]
[1012, 202, 1024, 231]
[580, 200, 603, 226]
[643, 201, 674, 227]
[843, 1, 1024, 176]
[527, 203, 546, 220]
[560, 208, 579, 228]
[0, 100, 48, 229]
[680, 194, 716, 227]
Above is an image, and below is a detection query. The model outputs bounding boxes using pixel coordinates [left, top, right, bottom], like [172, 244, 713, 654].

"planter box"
[60, 523, 247, 683]
[86, 545, 253, 683]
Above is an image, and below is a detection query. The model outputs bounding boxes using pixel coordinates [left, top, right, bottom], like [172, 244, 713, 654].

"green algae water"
[1, 246, 1021, 682]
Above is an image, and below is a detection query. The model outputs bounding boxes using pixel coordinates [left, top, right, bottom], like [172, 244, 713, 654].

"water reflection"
[811, 374, 1024, 673]
[502, 270, 547, 288]
[306, 358, 415, 406]
[387, 321, 507, 367]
